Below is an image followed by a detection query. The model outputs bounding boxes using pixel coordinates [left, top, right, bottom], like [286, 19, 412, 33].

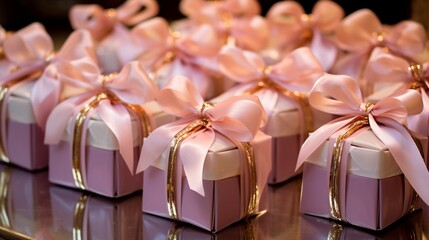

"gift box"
[215, 46, 331, 184]
[298, 74, 429, 230]
[299, 211, 423, 239]
[301, 129, 427, 230]
[143, 211, 264, 239]
[138, 76, 271, 232]
[5, 81, 48, 170]
[49, 101, 174, 198]
[0, 164, 52, 237]
[50, 185, 142, 240]
[143, 131, 271, 232]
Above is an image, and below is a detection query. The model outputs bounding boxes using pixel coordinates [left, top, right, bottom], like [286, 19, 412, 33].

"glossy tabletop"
[0, 163, 427, 240]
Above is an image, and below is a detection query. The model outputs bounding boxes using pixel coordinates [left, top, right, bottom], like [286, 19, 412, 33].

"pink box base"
[49, 140, 143, 198]
[143, 166, 268, 232]
[6, 119, 48, 170]
[301, 162, 417, 230]
[268, 134, 301, 184]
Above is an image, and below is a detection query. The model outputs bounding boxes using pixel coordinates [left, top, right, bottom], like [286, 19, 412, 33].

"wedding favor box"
[50, 186, 141, 240]
[301, 130, 427, 230]
[138, 77, 272, 232]
[49, 101, 174, 198]
[298, 74, 429, 230]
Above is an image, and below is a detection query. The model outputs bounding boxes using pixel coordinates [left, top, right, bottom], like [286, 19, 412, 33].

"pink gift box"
[50, 186, 142, 240]
[300, 130, 428, 230]
[0, 164, 52, 237]
[299, 212, 422, 239]
[143, 132, 271, 232]
[50, 141, 142, 198]
[143, 212, 264, 239]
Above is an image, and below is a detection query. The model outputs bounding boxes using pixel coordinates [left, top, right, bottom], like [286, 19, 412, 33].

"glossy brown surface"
[1, 164, 429, 239]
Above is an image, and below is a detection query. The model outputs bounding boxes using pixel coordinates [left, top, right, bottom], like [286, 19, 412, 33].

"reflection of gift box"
[301, 129, 427, 230]
[49, 101, 175, 198]
[143, 132, 271, 232]
[5, 81, 48, 170]
[299, 212, 422, 239]
[50, 186, 142, 240]
[143, 212, 264, 239]
[0, 164, 52, 237]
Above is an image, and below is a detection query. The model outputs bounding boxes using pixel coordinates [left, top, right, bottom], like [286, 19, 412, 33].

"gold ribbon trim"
[167, 115, 257, 220]
[409, 63, 429, 91]
[329, 116, 369, 221]
[327, 223, 343, 240]
[73, 194, 88, 240]
[245, 75, 314, 140]
[72, 90, 152, 190]
[0, 167, 10, 228]
[0, 71, 42, 163]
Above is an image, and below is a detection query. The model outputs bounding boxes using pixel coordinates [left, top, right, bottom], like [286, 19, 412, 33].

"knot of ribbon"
[297, 73, 429, 221]
[45, 59, 158, 189]
[70, 0, 159, 41]
[137, 76, 268, 199]
[218, 45, 324, 142]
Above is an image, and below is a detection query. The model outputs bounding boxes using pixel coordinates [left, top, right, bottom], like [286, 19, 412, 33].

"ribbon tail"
[408, 90, 429, 136]
[31, 74, 61, 129]
[296, 117, 355, 171]
[180, 129, 214, 196]
[371, 116, 429, 205]
[311, 30, 337, 72]
[137, 122, 187, 173]
[97, 101, 135, 174]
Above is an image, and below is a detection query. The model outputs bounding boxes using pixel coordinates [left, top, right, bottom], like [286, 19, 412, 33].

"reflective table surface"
[1, 163, 428, 240]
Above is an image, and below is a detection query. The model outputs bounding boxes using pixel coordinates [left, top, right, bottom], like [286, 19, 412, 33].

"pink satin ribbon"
[1, 23, 53, 84]
[137, 76, 268, 197]
[31, 29, 97, 129]
[266, 0, 343, 70]
[296, 74, 429, 206]
[333, 9, 426, 79]
[218, 45, 323, 141]
[44, 59, 158, 174]
[70, 0, 159, 41]
[131, 17, 222, 96]
[365, 47, 429, 136]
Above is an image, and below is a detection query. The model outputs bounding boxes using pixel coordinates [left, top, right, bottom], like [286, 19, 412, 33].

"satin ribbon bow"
[333, 9, 426, 79]
[31, 29, 97, 129]
[137, 76, 266, 196]
[45, 59, 158, 174]
[218, 45, 324, 142]
[0, 26, 5, 58]
[2, 22, 53, 84]
[365, 47, 429, 136]
[70, 0, 159, 41]
[267, 0, 343, 70]
[297, 74, 429, 207]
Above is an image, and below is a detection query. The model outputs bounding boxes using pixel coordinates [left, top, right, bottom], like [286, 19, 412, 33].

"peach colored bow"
[218, 45, 323, 116]
[365, 47, 429, 136]
[45, 59, 158, 173]
[70, 0, 159, 41]
[31, 29, 97, 129]
[267, 0, 343, 70]
[2, 23, 53, 84]
[297, 74, 429, 206]
[137, 76, 267, 196]
[333, 9, 426, 79]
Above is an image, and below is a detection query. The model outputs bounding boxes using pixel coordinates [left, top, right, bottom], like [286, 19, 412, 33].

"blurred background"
[0, 0, 427, 48]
